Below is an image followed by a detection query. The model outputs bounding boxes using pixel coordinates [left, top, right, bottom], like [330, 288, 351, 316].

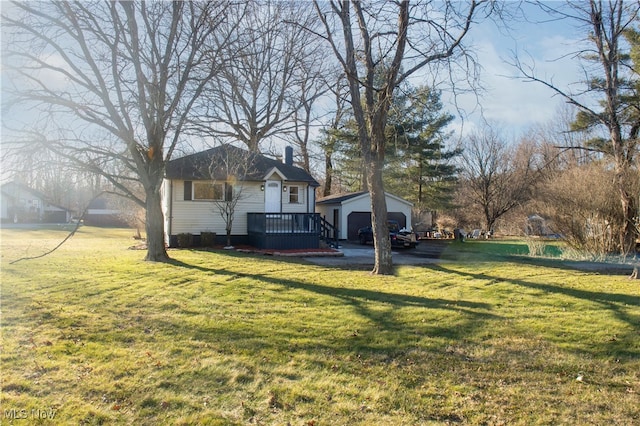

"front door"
[264, 180, 281, 213]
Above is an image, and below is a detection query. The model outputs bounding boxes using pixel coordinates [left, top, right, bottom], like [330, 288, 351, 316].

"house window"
[289, 186, 300, 203]
[193, 182, 232, 201]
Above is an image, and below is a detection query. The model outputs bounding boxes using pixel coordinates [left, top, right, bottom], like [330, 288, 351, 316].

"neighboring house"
[163, 145, 327, 249]
[0, 181, 72, 224]
[84, 195, 130, 227]
[316, 191, 414, 241]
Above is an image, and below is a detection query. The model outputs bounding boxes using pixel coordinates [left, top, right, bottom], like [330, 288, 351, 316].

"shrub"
[176, 233, 193, 248]
[525, 237, 546, 257]
[200, 232, 216, 247]
[537, 163, 624, 257]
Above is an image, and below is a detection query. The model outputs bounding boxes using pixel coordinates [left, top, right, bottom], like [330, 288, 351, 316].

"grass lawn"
[1, 227, 638, 425]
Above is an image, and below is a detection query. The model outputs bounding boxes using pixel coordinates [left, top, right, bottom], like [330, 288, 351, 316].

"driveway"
[305, 240, 451, 266]
[305, 239, 637, 276]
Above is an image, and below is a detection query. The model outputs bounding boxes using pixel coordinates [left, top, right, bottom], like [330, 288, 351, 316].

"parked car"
[357, 220, 418, 248]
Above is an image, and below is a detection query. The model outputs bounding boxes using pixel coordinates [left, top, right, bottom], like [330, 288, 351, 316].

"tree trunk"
[484, 205, 492, 234]
[144, 189, 170, 262]
[367, 157, 393, 275]
[248, 134, 260, 154]
[615, 166, 638, 257]
[301, 142, 311, 173]
[324, 149, 333, 197]
[619, 189, 637, 256]
[610, 125, 638, 256]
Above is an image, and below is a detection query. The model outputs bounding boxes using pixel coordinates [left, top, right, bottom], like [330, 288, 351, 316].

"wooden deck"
[247, 213, 338, 250]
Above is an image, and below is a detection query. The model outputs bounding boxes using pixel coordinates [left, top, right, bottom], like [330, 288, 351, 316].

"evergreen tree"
[324, 84, 459, 211]
[322, 113, 366, 192]
[384, 86, 459, 211]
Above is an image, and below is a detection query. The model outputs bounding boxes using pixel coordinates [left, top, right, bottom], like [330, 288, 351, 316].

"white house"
[316, 191, 414, 241]
[162, 145, 323, 249]
[0, 181, 71, 224]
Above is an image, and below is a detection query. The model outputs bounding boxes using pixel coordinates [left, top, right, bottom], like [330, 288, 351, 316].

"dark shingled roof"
[316, 191, 369, 205]
[165, 145, 319, 186]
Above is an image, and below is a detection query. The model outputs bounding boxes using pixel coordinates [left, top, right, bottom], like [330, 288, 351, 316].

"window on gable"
[289, 186, 300, 203]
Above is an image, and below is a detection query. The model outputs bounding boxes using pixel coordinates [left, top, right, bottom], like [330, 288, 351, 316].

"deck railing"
[247, 213, 339, 250]
[314, 215, 340, 248]
[248, 213, 319, 234]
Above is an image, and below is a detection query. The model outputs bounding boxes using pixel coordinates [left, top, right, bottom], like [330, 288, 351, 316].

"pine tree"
[324, 85, 460, 211]
[383, 86, 459, 211]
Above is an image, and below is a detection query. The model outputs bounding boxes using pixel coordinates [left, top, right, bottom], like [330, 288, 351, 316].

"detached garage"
[316, 191, 413, 241]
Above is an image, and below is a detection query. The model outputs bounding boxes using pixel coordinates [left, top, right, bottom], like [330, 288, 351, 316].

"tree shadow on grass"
[168, 259, 499, 356]
[428, 263, 640, 358]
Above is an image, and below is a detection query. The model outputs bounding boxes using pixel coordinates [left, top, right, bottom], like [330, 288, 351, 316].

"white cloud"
[446, 17, 586, 137]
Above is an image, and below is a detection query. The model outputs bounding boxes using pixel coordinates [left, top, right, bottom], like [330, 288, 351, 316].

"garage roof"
[316, 191, 412, 206]
[316, 191, 368, 205]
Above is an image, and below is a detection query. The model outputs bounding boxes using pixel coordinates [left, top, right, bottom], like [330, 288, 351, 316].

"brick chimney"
[284, 146, 293, 166]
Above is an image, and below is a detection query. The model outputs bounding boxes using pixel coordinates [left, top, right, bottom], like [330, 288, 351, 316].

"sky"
[446, 1, 585, 138]
[0, 1, 596, 155]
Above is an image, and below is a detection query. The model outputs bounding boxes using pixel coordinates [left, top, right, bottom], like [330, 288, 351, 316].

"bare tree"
[539, 162, 623, 259]
[313, 0, 490, 274]
[513, 0, 640, 256]
[2, 2, 238, 262]
[287, 57, 330, 173]
[631, 217, 640, 278]
[321, 73, 351, 196]
[1, 145, 98, 214]
[206, 146, 257, 248]
[459, 126, 545, 232]
[197, 1, 321, 154]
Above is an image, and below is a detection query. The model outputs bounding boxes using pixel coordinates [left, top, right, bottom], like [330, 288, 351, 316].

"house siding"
[1, 182, 71, 224]
[163, 145, 321, 249]
[164, 179, 314, 238]
[316, 192, 413, 240]
[281, 183, 312, 214]
[166, 179, 265, 236]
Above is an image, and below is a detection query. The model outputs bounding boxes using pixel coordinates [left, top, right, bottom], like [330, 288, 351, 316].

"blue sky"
[446, 2, 585, 138]
[0, 2, 592, 150]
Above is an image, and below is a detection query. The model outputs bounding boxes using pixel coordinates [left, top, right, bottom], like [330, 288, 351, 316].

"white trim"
[287, 185, 302, 204]
[264, 180, 281, 213]
[329, 191, 413, 208]
[263, 167, 287, 181]
[315, 191, 414, 240]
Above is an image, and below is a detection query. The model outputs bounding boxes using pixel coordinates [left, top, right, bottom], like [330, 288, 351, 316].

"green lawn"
[1, 227, 638, 425]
